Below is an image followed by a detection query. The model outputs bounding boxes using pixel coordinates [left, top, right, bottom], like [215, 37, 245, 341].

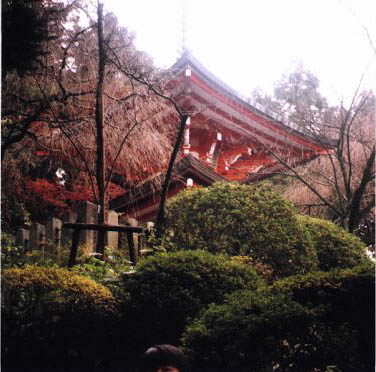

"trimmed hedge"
[270, 263, 375, 368]
[118, 250, 263, 364]
[182, 265, 375, 372]
[182, 291, 317, 371]
[2, 266, 119, 371]
[162, 183, 318, 277]
[297, 215, 369, 270]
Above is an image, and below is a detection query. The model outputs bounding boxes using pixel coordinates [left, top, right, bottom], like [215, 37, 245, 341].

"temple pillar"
[183, 116, 191, 154]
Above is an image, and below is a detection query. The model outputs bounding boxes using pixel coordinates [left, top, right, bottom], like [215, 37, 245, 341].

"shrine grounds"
[2, 184, 374, 372]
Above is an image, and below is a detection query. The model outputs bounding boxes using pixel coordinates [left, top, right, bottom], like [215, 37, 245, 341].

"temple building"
[110, 51, 329, 222]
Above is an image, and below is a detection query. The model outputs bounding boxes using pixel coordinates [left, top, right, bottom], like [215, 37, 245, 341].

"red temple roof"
[109, 52, 332, 221]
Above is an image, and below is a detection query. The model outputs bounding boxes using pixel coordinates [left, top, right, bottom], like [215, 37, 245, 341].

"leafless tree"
[252, 73, 375, 232]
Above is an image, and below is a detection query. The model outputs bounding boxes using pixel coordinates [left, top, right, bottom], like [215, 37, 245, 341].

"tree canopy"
[252, 65, 375, 233]
[2, 0, 68, 75]
[1, 2, 179, 227]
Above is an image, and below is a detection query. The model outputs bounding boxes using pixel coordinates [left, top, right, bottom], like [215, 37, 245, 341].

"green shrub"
[270, 262, 374, 295]
[182, 290, 316, 371]
[1, 266, 119, 371]
[118, 250, 263, 364]
[231, 255, 275, 282]
[72, 245, 132, 287]
[1, 231, 73, 269]
[298, 215, 369, 270]
[182, 265, 375, 372]
[1, 231, 132, 286]
[1, 189, 30, 234]
[1, 232, 25, 268]
[162, 182, 317, 277]
[270, 264, 375, 369]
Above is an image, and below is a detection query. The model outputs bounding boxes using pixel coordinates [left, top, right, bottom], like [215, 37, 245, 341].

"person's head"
[140, 344, 188, 372]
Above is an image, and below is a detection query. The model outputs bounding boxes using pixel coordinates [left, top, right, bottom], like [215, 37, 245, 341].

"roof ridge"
[171, 52, 329, 143]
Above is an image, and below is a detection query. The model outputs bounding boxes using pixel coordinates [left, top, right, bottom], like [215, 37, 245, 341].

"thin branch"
[33, 77, 99, 204]
[254, 135, 342, 217]
[103, 110, 156, 193]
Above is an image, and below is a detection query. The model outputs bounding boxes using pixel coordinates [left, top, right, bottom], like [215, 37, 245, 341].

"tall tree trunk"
[95, 2, 106, 255]
[154, 115, 188, 240]
[348, 145, 375, 232]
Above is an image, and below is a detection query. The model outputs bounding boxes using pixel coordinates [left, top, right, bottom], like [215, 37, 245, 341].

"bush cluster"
[297, 215, 369, 270]
[2, 183, 372, 372]
[162, 183, 369, 278]
[2, 250, 372, 371]
[1, 266, 119, 371]
[182, 265, 375, 372]
[162, 183, 318, 277]
[117, 250, 263, 365]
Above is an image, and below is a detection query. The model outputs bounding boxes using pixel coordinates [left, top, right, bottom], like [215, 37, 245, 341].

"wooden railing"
[295, 204, 326, 215]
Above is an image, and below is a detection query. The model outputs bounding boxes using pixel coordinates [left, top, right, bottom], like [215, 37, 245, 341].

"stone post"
[15, 229, 30, 252]
[77, 201, 97, 250]
[118, 214, 128, 251]
[62, 211, 77, 245]
[106, 211, 118, 248]
[46, 217, 62, 251]
[118, 215, 139, 258]
[127, 217, 139, 259]
[141, 221, 155, 252]
[29, 223, 45, 251]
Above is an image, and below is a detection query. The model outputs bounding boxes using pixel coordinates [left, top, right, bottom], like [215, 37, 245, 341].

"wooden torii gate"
[63, 223, 143, 268]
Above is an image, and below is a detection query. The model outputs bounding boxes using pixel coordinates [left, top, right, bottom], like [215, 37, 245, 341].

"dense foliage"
[183, 291, 315, 371]
[297, 215, 369, 270]
[162, 183, 318, 277]
[2, 2, 374, 371]
[2, 0, 68, 76]
[117, 250, 263, 365]
[1, 266, 119, 371]
[2, 224, 373, 371]
[72, 246, 132, 286]
[1, 1, 178, 230]
[182, 265, 375, 372]
[1, 232, 132, 287]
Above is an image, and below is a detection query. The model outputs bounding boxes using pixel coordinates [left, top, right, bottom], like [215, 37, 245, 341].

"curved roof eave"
[171, 51, 334, 149]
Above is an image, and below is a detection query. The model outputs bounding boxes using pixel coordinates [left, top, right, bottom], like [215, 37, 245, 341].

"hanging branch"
[31, 75, 99, 205]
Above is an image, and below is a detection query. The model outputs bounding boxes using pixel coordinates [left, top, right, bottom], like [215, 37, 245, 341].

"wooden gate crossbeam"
[63, 223, 143, 268]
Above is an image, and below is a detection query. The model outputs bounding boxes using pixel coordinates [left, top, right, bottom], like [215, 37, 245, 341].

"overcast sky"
[102, 0, 375, 105]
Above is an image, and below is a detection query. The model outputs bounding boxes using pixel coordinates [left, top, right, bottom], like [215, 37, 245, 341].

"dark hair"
[140, 344, 188, 372]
